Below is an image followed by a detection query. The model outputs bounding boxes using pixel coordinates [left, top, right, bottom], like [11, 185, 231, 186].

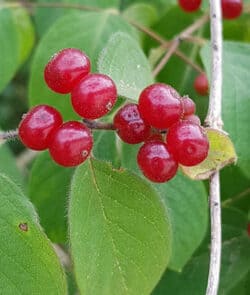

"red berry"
[178, 0, 202, 12]
[182, 96, 196, 116]
[44, 48, 91, 94]
[49, 121, 93, 167]
[167, 121, 209, 166]
[221, 0, 243, 19]
[194, 73, 209, 96]
[137, 141, 178, 183]
[138, 83, 182, 129]
[71, 73, 117, 119]
[183, 114, 201, 125]
[18, 105, 63, 151]
[114, 103, 151, 144]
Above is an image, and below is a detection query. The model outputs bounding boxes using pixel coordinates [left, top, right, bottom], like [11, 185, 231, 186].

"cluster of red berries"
[18, 48, 209, 183]
[19, 48, 117, 167]
[178, 0, 243, 19]
[114, 84, 209, 183]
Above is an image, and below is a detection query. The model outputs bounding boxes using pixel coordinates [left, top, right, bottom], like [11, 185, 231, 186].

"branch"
[82, 119, 115, 130]
[0, 130, 18, 142]
[0, 1, 101, 12]
[152, 13, 209, 77]
[205, 1, 223, 295]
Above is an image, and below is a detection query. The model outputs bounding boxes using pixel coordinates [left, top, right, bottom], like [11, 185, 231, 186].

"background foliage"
[0, 0, 249, 294]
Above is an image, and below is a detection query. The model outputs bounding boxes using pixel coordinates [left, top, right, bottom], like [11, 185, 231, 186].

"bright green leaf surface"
[153, 236, 250, 295]
[201, 42, 250, 179]
[0, 173, 67, 294]
[0, 8, 34, 92]
[69, 158, 171, 295]
[29, 151, 74, 243]
[98, 32, 153, 100]
[29, 11, 136, 119]
[181, 129, 237, 180]
[118, 142, 208, 271]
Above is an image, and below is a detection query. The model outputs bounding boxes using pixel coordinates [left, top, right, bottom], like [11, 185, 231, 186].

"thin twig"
[82, 119, 115, 130]
[0, 130, 19, 141]
[205, 1, 223, 295]
[222, 187, 250, 207]
[152, 39, 180, 77]
[0, 1, 101, 12]
[152, 13, 209, 77]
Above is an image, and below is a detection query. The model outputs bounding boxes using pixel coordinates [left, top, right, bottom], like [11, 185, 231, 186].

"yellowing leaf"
[181, 128, 237, 180]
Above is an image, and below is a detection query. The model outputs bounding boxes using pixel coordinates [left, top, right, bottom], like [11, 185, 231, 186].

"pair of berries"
[19, 48, 117, 167]
[19, 48, 209, 183]
[178, 0, 243, 20]
[114, 83, 209, 183]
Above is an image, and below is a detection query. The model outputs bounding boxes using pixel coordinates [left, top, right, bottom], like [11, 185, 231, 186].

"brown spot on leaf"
[19, 223, 28, 232]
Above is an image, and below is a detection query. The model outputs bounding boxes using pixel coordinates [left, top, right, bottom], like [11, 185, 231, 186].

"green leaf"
[69, 158, 171, 295]
[122, 3, 158, 28]
[181, 128, 237, 180]
[221, 166, 250, 212]
[0, 173, 67, 294]
[93, 130, 120, 167]
[153, 236, 250, 295]
[156, 173, 208, 271]
[29, 151, 74, 243]
[0, 8, 34, 92]
[0, 143, 24, 186]
[34, 0, 120, 37]
[29, 11, 136, 119]
[98, 32, 153, 100]
[118, 142, 208, 271]
[201, 42, 250, 179]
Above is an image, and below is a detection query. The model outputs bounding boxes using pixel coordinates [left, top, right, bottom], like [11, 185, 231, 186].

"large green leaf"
[29, 151, 74, 243]
[201, 42, 250, 179]
[0, 173, 67, 294]
[118, 142, 208, 271]
[98, 32, 153, 100]
[157, 173, 208, 271]
[0, 8, 34, 92]
[69, 158, 171, 295]
[153, 236, 250, 295]
[29, 10, 136, 119]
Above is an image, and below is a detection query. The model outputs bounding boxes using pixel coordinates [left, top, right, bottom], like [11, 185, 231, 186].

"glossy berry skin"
[114, 103, 151, 144]
[137, 141, 178, 183]
[44, 48, 91, 94]
[183, 114, 201, 125]
[18, 105, 63, 151]
[71, 73, 117, 119]
[138, 83, 182, 129]
[182, 96, 196, 116]
[178, 0, 202, 12]
[221, 0, 243, 19]
[194, 73, 209, 96]
[49, 121, 93, 167]
[167, 121, 209, 166]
